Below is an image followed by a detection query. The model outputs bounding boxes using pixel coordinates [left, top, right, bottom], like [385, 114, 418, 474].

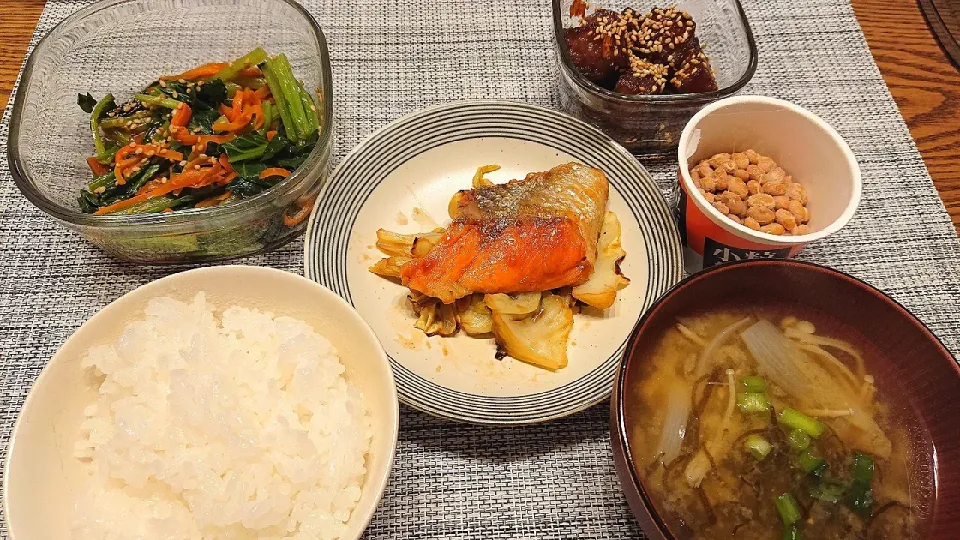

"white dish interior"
[345, 137, 650, 396]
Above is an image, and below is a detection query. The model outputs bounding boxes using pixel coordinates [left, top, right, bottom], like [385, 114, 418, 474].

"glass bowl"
[552, 0, 757, 154]
[7, 0, 334, 264]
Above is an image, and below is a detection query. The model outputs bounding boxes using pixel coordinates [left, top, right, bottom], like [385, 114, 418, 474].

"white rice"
[73, 292, 372, 540]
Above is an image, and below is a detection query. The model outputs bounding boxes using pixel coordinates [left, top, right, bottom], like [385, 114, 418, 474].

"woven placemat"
[1, 0, 958, 538]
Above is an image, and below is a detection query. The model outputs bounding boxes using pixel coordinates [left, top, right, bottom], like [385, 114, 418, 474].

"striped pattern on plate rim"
[304, 100, 682, 424]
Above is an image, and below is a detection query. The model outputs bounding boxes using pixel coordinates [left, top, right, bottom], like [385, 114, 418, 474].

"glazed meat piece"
[614, 56, 669, 95]
[563, 25, 620, 85]
[562, 4, 718, 96]
[402, 163, 610, 303]
[671, 46, 718, 93]
[563, 9, 631, 85]
[661, 34, 703, 71]
[637, 6, 697, 65]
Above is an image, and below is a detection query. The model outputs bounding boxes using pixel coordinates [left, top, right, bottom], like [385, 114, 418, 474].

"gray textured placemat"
[2, 0, 958, 538]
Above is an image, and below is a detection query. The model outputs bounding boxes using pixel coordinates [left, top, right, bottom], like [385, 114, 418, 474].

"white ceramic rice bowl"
[2, 265, 399, 540]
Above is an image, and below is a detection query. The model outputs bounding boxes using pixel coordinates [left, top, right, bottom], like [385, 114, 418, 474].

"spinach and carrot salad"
[77, 48, 320, 225]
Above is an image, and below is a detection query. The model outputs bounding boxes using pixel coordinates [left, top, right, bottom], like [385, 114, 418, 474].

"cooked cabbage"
[472, 164, 500, 188]
[369, 256, 411, 279]
[457, 294, 493, 335]
[573, 211, 629, 309]
[491, 292, 573, 370]
[375, 228, 445, 258]
[484, 292, 542, 316]
[412, 295, 458, 336]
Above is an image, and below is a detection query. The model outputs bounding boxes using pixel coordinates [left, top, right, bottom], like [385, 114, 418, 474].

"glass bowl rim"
[551, 0, 759, 104]
[6, 0, 334, 229]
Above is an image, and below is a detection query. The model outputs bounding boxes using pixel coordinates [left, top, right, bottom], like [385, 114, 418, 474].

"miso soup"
[626, 310, 932, 539]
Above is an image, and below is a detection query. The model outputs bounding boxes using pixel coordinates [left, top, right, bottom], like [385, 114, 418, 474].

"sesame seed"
[159, 80, 167, 87]
[179, 160, 187, 166]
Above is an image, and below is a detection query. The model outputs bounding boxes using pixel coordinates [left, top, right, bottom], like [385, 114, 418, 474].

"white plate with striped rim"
[303, 100, 682, 424]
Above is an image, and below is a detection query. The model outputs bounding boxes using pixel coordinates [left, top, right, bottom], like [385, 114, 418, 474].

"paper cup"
[676, 96, 861, 273]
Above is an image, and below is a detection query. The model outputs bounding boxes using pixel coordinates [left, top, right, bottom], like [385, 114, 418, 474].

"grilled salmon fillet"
[400, 163, 609, 303]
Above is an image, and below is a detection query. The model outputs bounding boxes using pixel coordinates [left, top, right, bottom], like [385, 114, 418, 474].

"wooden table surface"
[1, 0, 959, 233]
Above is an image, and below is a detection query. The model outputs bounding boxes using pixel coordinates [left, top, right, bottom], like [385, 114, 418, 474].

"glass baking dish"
[7, 0, 334, 263]
[552, 0, 758, 154]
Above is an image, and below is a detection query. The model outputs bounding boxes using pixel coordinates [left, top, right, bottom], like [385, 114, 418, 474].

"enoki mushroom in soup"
[627, 310, 931, 539]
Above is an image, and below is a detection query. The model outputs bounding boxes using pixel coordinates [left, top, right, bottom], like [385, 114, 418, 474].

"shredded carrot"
[95, 169, 207, 214]
[116, 144, 183, 164]
[113, 146, 137, 184]
[254, 86, 271, 99]
[219, 103, 236, 122]
[182, 156, 209, 172]
[214, 88, 267, 133]
[283, 205, 312, 227]
[240, 66, 262, 78]
[283, 193, 318, 225]
[222, 171, 238, 184]
[250, 103, 264, 129]
[87, 157, 110, 176]
[116, 156, 142, 169]
[173, 130, 235, 146]
[296, 194, 317, 209]
[212, 112, 252, 133]
[160, 62, 228, 81]
[159, 149, 183, 161]
[231, 89, 246, 118]
[115, 165, 127, 185]
[170, 103, 192, 128]
[194, 199, 218, 208]
[136, 177, 165, 195]
[259, 167, 291, 180]
[265, 130, 277, 141]
[114, 145, 134, 163]
[195, 191, 233, 208]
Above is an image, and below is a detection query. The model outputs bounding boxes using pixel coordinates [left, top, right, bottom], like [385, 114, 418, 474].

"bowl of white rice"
[3, 265, 399, 540]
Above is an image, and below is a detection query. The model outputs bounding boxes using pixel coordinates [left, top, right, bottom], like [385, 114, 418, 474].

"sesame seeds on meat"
[564, 4, 716, 95]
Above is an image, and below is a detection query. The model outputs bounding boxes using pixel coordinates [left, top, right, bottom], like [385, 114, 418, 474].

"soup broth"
[626, 309, 932, 540]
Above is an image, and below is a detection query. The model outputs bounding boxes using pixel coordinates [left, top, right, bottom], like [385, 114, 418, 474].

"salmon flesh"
[400, 162, 609, 303]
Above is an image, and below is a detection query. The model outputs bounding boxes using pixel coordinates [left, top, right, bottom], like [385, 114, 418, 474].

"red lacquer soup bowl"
[611, 259, 960, 539]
